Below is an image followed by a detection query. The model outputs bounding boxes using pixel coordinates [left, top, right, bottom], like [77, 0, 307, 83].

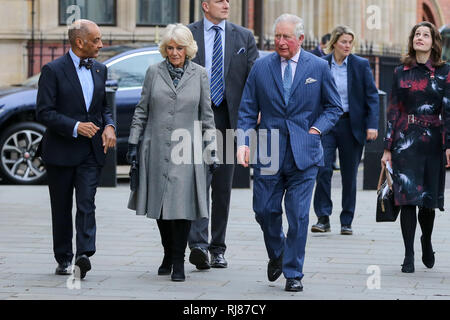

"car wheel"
[0, 122, 47, 185]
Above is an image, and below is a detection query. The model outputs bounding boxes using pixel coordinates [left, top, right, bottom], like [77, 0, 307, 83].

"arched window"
[422, 3, 436, 25]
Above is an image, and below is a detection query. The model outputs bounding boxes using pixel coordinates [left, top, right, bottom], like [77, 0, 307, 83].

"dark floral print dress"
[384, 60, 450, 210]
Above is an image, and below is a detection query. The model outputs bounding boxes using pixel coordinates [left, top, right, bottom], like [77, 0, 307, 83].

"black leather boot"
[420, 235, 435, 268]
[158, 253, 172, 275]
[170, 219, 191, 282]
[171, 261, 185, 282]
[401, 255, 415, 273]
[418, 208, 435, 269]
[157, 219, 173, 275]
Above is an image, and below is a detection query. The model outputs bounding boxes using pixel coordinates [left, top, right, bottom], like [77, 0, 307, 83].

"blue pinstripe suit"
[237, 50, 342, 280]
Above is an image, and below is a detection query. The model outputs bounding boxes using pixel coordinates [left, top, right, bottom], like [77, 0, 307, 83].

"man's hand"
[308, 128, 320, 135]
[102, 125, 116, 154]
[237, 145, 250, 168]
[77, 122, 99, 138]
[367, 129, 378, 141]
[446, 149, 450, 168]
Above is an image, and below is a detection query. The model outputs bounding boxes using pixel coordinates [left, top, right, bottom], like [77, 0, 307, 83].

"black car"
[0, 46, 271, 184]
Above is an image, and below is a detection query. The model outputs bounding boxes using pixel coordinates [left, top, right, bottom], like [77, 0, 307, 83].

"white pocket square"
[305, 78, 317, 84]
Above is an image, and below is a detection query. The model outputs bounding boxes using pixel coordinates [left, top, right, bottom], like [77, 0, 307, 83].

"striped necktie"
[210, 25, 224, 107]
[283, 59, 292, 105]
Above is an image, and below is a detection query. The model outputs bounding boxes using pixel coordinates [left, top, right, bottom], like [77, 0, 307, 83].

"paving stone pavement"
[0, 170, 449, 300]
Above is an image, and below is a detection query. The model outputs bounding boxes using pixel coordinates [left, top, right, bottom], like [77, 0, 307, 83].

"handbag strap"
[377, 165, 386, 190]
[377, 164, 394, 190]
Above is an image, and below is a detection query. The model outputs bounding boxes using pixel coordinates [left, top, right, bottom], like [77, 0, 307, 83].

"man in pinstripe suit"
[236, 14, 342, 292]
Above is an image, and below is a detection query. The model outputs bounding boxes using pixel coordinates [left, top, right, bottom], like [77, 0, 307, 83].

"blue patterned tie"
[283, 59, 292, 105]
[210, 26, 224, 106]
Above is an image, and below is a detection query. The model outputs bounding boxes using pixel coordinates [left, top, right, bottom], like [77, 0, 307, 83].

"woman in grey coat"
[127, 24, 217, 282]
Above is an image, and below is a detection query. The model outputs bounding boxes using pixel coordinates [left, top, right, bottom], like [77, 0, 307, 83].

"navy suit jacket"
[237, 50, 343, 172]
[323, 53, 379, 145]
[36, 52, 114, 166]
[188, 20, 258, 129]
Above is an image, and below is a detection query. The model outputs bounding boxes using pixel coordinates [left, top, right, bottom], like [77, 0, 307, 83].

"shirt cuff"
[105, 124, 116, 131]
[73, 121, 80, 138]
[311, 127, 322, 135]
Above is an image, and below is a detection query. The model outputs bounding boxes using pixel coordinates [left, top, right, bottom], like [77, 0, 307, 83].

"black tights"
[400, 206, 435, 258]
[156, 219, 191, 264]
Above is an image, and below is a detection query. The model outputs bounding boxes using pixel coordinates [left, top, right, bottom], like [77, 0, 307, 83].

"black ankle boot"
[171, 262, 185, 282]
[421, 235, 435, 268]
[401, 255, 415, 273]
[158, 254, 172, 275]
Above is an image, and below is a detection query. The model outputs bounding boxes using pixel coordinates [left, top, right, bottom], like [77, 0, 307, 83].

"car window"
[108, 52, 163, 88]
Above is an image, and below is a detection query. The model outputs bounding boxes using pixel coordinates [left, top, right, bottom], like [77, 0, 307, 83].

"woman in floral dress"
[381, 21, 450, 273]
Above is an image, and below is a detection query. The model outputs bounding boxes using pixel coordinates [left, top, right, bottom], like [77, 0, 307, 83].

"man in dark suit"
[36, 19, 116, 279]
[237, 14, 342, 291]
[312, 26, 379, 235]
[187, 0, 258, 269]
[310, 33, 330, 57]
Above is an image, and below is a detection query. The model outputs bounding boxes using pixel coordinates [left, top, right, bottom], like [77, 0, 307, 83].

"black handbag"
[376, 165, 400, 222]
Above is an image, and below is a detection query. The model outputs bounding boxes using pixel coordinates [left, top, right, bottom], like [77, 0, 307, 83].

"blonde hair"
[325, 25, 356, 55]
[159, 24, 198, 60]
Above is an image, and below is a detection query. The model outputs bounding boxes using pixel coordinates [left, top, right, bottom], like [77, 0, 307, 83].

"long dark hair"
[402, 21, 445, 68]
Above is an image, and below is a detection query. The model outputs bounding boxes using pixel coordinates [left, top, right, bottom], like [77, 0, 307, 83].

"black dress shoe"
[55, 262, 72, 275]
[267, 253, 283, 282]
[189, 247, 210, 270]
[158, 254, 172, 275]
[341, 225, 353, 235]
[311, 216, 330, 233]
[285, 278, 303, 292]
[75, 255, 91, 280]
[211, 253, 228, 268]
[401, 256, 415, 273]
[421, 235, 435, 268]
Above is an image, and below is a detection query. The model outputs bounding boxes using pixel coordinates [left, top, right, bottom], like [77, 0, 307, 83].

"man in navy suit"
[36, 19, 116, 279]
[311, 26, 379, 235]
[187, 0, 258, 270]
[236, 14, 342, 292]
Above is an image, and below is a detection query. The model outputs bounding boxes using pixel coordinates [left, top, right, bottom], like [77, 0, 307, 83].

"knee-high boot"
[400, 206, 417, 273]
[418, 207, 436, 268]
[171, 219, 192, 282]
[156, 219, 173, 275]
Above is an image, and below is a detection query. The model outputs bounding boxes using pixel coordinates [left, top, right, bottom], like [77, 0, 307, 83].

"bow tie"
[79, 59, 93, 70]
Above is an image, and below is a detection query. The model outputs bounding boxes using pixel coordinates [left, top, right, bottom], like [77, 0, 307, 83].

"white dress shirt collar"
[280, 48, 301, 64]
[204, 17, 226, 32]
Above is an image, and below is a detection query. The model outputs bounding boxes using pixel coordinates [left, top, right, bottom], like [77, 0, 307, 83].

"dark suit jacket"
[310, 46, 325, 57]
[323, 53, 379, 145]
[36, 52, 114, 166]
[237, 51, 343, 172]
[188, 19, 258, 129]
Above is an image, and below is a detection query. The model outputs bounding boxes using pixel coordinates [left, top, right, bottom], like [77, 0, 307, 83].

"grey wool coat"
[127, 60, 216, 220]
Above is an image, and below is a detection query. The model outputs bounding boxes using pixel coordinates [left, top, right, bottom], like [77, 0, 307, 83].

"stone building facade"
[0, 0, 448, 86]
